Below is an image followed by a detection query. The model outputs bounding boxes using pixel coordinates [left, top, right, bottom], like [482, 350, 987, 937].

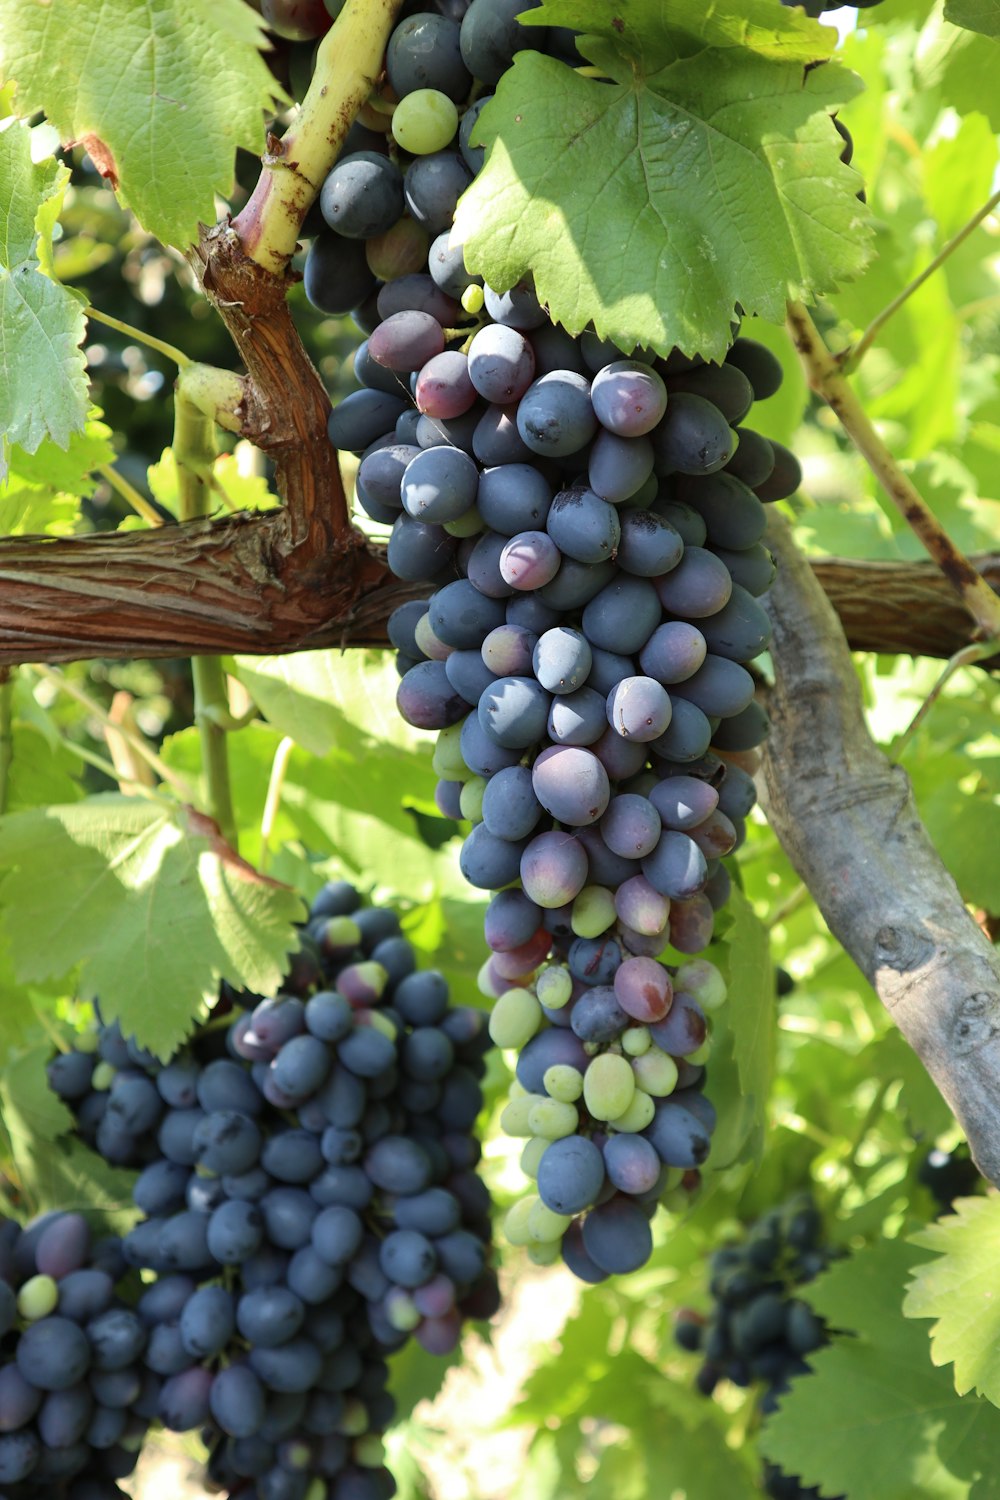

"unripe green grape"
[631, 1046, 678, 1097]
[527, 1097, 578, 1139]
[571, 884, 616, 938]
[324, 915, 361, 950]
[622, 1026, 651, 1057]
[608, 1088, 656, 1133]
[527, 1200, 572, 1243]
[91, 1060, 116, 1091]
[543, 1063, 583, 1103]
[536, 965, 572, 1009]
[520, 1136, 548, 1178]
[462, 284, 485, 314]
[386, 1289, 421, 1331]
[367, 1008, 397, 1040]
[392, 89, 459, 154]
[353, 1434, 386, 1468]
[500, 1093, 542, 1137]
[528, 1239, 561, 1266]
[583, 1053, 636, 1121]
[478, 958, 497, 997]
[460, 776, 486, 821]
[305, 1480, 328, 1500]
[504, 1195, 537, 1246]
[444, 507, 485, 538]
[509, 1078, 527, 1099]
[18, 1274, 58, 1320]
[674, 959, 727, 1011]
[76, 1030, 100, 1054]
[489, 987, 542, 1049]
[687, 1037, 712, 1065]
[337, 1398, 369, 1437]
[433, 721, 468, 779]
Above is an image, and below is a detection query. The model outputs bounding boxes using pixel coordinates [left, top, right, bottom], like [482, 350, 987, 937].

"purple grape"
[416, 351, 477, 418]
[600, 794, 661, 859]
[468, 324, 536, 403]
[499, 530, 561, 590]
[532, 746, 610, 827]
[591, 359, 667, 436]
[606, 676, 673, 741]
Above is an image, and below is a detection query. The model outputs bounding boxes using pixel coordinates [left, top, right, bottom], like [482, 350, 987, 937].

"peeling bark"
[758, 512, 1000, 1182]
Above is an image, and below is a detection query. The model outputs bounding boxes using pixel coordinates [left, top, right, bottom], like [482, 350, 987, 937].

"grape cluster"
[47, 882, 496, 1500]
[0, 1211, 152, 1498]
[677, 1195, 842, 1500]
[302, 5, 797, 1278]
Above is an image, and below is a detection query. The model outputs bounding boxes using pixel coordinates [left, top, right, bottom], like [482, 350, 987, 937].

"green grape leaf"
[905, 1197, 1000, 1404]
[720, 883, 774, 1117]
[917, 12, 1000, 132]
[761, 1239, 1000, 1500]
[0, 479, 79, 536]
[1, 1044, 72, 1144]
[0, 0, 283, 250]
[532, 0, 838, 65]
[455, 46, 869, 359]
[5, 411, 114, 499]
[944, 0, 1000, 39]
[0, 795, 307, 1058]
[0, 118, 88, 455]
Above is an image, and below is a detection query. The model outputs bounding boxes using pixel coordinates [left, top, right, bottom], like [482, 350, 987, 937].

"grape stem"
[174, 395, 240, 851]
[259, 735, 296, 875]
[96, 465, 165, 529]
[838, 187, 1000, 373]
[232, 0, 408, 274]
[785, 300, 1000, 642]
[891, 636, 1000, 763]
[85, 306, 191, 368]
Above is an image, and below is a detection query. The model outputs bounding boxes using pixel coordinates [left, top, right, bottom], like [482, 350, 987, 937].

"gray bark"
[758, 511, 1000, 1182]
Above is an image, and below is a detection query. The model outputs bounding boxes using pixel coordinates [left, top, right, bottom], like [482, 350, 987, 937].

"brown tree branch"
[757, 511, 1000, 1183]
[0, 518, 995, 666]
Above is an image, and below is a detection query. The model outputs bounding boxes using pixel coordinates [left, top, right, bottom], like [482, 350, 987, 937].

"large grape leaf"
[530, 0, 838, 65]
[0, 795, 306, 1058]
[455, 41, 870, 359]
[905, 1197, 1000, 1405]
[5, 412, 113, 500]
[721, 884, 774, 1110]
[761, 1239, 1000, 1500]
[917, 10, 1000, 132]
[944, 0, 1000, 38]
[0, 0, 283, 250]
[0, 119, 88, 456]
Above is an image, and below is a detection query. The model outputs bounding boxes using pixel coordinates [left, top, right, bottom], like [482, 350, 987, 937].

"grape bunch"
[47, 881, 497, 1500]
[676, 1195, 843, 1500]
[302, 3, 797, 1279]
[0, 1211, 153, 1498]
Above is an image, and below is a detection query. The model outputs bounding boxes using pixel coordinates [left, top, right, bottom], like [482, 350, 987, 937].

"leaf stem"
[839, 188, 1000, 372]
[891, 637, 1000, 762]
[0, 671, 12, 817]
[30, 664, 194, 799]
[96, 465, 166, 528]
[259, 735, 296, 875]
[174, 395, 240, 851]
[231, 0, 407, 274]
[786, 301, 1000, 641]
[85, 306, 191, 368]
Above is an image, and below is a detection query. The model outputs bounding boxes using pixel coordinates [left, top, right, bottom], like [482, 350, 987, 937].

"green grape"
[504, 1195, 537, 1246]
[306, 1480, 328, 1500]
[500, 1092, 542, 1137]
[461, 283, 486, 314]
[91, 1060, 116, 1091]
[687, 1037, 712, 1065]
[674, 958, 727, 1011]
[621, 1026, 651, 1057]
[351, 961, 388, 1000]
[536, 965, 572, 1009]
[433, 721, 468, 779]
[76, 1029, 100, 1054]
[583, 1053, 636, 1121]
[520, 1136, 548, 1178]
[460, 776, 486, 821]
[17, 1274, 58, 1320]
[571, 884, 616, 938]
[527, 1097, 578, 1139]
[324, 916, 361, 950]
[392, 89, 459, 154]
[543, 1063, 583, 1103]
[367, 1008, 397, 1040]
[478, 958, 497, 997]
[489, 986, 542, 1048]
[631, 1046, 678, 1097]
[444, 507, 486, 538]
[353, 1434, 386, 1468]
[527, 1200, 572, 1243]
[608, 1088, 656, 1133]
[386, 1292, 421, 1331]
[338, 1398, 369, 1437]
[528, 1239, 561, 1266]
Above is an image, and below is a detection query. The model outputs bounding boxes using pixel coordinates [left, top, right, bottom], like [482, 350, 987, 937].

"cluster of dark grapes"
[47, 882, 497, 1500]
[0, 1211, 154, 1498]
[676, 1195, 842, 1500]
[294, 2, 801, 1279]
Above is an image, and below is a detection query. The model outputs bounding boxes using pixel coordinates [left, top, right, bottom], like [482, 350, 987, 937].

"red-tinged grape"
[614, 956, 673, 1023]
